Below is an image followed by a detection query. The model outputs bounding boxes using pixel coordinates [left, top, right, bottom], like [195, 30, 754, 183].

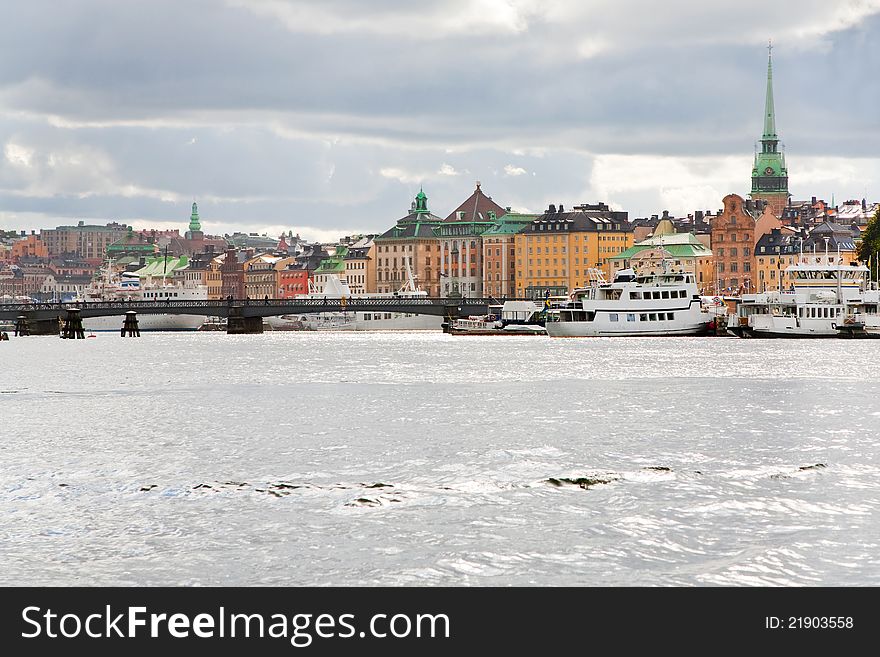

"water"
[1, 333, 878, 586]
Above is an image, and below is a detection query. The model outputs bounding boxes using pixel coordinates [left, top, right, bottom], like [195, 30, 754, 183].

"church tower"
[185, 201, 204, 240]
[750, 44, 789, 216]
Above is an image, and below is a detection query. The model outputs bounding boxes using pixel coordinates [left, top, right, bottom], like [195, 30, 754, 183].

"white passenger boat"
[727, 258, 877, 338]
[266, 271, 443, 332]
[76, 265, 206, 332]
[545, 268, 711, 337]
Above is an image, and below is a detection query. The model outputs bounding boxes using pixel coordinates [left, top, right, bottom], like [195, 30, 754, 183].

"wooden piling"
[121, 311, 141, 337]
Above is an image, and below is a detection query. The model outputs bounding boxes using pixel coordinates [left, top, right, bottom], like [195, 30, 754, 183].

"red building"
[219, 248, 245, 299]
[277, 264, 309, 298]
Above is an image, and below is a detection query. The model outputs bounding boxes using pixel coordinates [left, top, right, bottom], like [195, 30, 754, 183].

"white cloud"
[226, 0, 539, 38]
[5, 143, 35, 168]
[438, 163, 460, 176]
[504, 164, 527, 176]
[379, 167, 423, 184]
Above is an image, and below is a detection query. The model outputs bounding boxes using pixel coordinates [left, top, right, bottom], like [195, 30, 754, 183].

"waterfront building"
[219, 247, 246, 299]
[375, 190, 444, 296]
[481, 211, 537, 298]
[803, 221, 859, 264]
[514, 202, 632, 298]
[41, 221, 129, 263]
[754, 227, 800, 292]
[710, 194, 756, 293]
[244, 253, 285, 299]
[750, 47, 790, 216]
[610, 218, 714, 291]
[106, 226, 159, 260]
[344, 236, 376, 294]
[436, 182, 507, 297]
[277, 262, 309, 298]
[312, 246, 349, 293]
[39, 273, 93, 301]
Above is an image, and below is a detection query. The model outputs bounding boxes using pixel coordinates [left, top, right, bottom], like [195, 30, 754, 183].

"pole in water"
[122, 311, 141, 337]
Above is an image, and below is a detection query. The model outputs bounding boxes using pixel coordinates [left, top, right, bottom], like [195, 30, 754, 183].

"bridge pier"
[14, 315, 28, 336]
[121, 311, 141, 337]
[15, 314, 61, 336]
[61, 309, 85, 339]
[227, 307, 263, 334]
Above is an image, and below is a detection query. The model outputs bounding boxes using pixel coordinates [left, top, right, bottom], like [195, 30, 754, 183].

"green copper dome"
[413, 187, 429, 214]
[188, 201, 202, 232]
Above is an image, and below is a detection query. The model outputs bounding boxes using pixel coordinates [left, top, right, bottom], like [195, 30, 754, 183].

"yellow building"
[514, 203, 633, 298]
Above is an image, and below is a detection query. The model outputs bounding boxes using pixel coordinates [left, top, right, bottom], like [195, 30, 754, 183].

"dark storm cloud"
[1, 0, 879, 234]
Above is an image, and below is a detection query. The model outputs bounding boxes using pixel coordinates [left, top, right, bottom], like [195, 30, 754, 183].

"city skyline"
[1, 1, 879, 242]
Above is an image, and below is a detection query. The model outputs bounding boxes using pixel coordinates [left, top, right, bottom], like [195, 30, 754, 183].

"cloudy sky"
[1, 1, 879, 240]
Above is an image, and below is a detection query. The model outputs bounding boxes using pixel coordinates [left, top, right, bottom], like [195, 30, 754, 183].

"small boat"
[447, 301, 547, 335]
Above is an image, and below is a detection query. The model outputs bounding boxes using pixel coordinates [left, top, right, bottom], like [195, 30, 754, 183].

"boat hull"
[266, 312, 443, 331]
[82, 314, 204, 332]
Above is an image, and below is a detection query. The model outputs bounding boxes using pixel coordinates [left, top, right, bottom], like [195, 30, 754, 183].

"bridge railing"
[0, 297, 524, 314]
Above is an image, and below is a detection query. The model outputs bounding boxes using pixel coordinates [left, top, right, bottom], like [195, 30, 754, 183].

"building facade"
[514, 203, 632, 298]
[344, 238, 376, 294]
[710, 194, 756, 293]
[219, 248, 245, 299]
[41, 222, 129, 263]
[436, 183, 507, 297]
[481, 212, 537, 298]
[610, 218, 714, 291]
[375, 190, 443, 296]
[755, 227, 799, 292]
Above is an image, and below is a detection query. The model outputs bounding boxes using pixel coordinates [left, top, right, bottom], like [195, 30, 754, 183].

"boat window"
[661, 291, 670, 299]
[649, 313, 657, 321]
[640, 314, 647, 321]
[653, 292, 661, 300]
[609, 313, 619, 322]
[657, 313, 665, 320]
[630, 291, 641, 300]
[668, 312, 675, 321]
[627, 313, 635, 322]
[364, 314, 371, 320]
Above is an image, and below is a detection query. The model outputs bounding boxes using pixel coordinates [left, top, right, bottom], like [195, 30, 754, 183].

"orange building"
[11, 234, 48, 261]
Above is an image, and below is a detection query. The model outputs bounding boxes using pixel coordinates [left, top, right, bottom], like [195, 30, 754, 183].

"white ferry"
[266, 270, 443, 332]
[727, 258, 877, 338]
[545, 268, 711, 337]
[76, 266, 207, 332]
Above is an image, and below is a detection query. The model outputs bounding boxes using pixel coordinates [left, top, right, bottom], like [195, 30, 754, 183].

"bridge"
[0, 297, 501, 335]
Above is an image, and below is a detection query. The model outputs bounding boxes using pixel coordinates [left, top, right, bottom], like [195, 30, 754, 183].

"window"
[668, 313, 675, 321]
[730, 248, 738, 257]
[649, 313, 657, 321]
[609, 313, 619, 322]
[717, 248, 724, 257]
[627, 313, 636, 322]
[631, 291, 641, 300]
[640, 314, 647, 321]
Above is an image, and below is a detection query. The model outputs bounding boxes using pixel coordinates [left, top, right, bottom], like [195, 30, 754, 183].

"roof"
[612, 242, 711, 260]
[132, 255, 190, 278]
[376, 212, 444, 241]
[522, 207, 631, 234]
[443, 183, 508, 223]
[483, 213, 539, 235]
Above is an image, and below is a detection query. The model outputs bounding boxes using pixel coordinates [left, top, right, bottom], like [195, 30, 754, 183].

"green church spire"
[751, 42, 788, 213]
[189, 201, 201, 232]
[763, 44, 777, 140]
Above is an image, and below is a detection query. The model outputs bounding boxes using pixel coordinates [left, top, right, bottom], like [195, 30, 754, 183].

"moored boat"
[545, 268, 711, 337]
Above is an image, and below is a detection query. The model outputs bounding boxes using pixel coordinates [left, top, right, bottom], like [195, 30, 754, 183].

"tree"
[857, 205, 880, 272]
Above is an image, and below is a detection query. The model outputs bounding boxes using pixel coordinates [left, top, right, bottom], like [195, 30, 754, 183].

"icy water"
[1, 332, 878, 586]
